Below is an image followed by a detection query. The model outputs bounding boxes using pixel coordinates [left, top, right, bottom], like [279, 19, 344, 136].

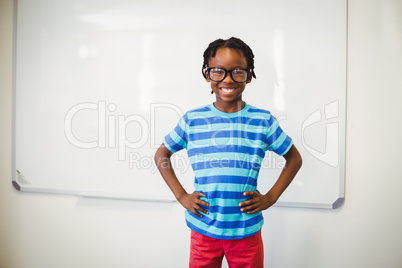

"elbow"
[154, 149, 163, 167]
[154, 144, 173, 168]
[293, 147, 303, 170]
[285, 145, 302, 171]
[153, 153, 159, 167]
[297, 154, 303, 171]
[294, 148, 303, 172]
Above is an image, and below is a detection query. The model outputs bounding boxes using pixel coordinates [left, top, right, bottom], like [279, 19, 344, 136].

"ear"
[203, 70, 211, 82]
[246, 73, 253, 84]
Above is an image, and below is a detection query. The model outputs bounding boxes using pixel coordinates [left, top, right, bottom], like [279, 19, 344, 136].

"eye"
[232, 69, 246, 75]
[211, 68, 224, 74]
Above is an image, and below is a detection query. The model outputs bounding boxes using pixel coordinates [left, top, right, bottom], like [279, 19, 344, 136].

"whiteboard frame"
[11, 0, 347, 209]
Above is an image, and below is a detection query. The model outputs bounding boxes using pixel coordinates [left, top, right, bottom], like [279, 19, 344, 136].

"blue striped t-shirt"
[163, 103, 293, 240]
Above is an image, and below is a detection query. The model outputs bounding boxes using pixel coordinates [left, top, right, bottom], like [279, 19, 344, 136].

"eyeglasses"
[204, 67, 249, 83]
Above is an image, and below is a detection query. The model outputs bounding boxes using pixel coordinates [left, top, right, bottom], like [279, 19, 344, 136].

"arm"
[154, 143, 209, 217]
[239, 144, 302, 213]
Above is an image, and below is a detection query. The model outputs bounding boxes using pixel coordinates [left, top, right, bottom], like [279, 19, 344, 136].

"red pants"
[190, 230, 264, 268]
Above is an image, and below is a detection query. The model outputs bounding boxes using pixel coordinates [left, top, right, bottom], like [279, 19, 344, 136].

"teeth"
[221, 88, 235, 92]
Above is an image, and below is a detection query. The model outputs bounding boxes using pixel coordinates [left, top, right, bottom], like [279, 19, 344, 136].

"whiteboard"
[12, 0, 346, 208]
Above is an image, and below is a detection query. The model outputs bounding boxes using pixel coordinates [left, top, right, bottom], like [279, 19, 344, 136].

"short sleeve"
[163, 113, 189, 153]
[266, 115, 293, 156]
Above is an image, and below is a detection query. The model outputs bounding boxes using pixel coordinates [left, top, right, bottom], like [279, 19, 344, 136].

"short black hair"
[202, 37, 256, 79]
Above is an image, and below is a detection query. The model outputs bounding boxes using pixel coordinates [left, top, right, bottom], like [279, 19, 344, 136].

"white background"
[1, 0, 402, 267]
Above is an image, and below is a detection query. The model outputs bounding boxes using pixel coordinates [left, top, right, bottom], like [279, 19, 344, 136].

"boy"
[154, 37, 302, 267]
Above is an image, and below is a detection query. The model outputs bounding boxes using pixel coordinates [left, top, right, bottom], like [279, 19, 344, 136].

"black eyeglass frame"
[203, 67, 251, 83]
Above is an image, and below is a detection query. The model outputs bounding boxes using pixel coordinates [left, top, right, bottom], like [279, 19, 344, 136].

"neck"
[213, 100, 245, 113]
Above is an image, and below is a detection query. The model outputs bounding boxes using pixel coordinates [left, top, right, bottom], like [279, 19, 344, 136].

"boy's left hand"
[238, 191, 276, 214]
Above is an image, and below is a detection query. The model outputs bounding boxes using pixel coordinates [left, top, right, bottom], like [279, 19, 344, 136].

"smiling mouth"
[220, 87, 236, 93]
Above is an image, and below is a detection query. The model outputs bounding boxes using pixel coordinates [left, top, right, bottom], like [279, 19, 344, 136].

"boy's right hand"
[178, 191, 210, 217]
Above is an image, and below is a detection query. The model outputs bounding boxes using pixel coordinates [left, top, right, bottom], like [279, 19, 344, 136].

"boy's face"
[206, 48, 252, 105]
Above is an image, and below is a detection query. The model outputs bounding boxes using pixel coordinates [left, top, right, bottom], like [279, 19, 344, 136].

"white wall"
[1, 0, 401, 267]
